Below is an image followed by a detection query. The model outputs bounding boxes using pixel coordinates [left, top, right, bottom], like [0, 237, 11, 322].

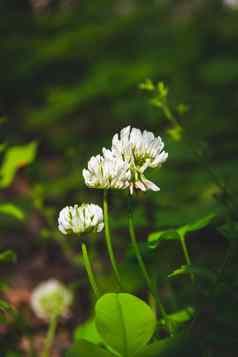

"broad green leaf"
[0, 142, 37, 188]
[66, 340, 114, 357]
[148, 230, 180, 249]
[0, 204, 24, 220]
[74, 318, 102, 345]
[95, 293, 156, 357]
[168, 265, 216, 282]
[0, 250, 16, 264]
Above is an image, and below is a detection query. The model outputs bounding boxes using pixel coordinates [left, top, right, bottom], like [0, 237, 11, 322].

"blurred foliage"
[0, 0, 238, 355]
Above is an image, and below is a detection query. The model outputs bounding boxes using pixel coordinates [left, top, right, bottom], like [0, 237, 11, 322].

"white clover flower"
[58, 203, 104, 235]
[83, 148, 131, 190]
[111, 126, 168, 194]
[223, 0, 238, 8]
[31, 279, 73, 320]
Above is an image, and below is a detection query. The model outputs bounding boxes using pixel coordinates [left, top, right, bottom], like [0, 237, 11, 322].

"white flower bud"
[31, 279, 73, 320]
[58, 203, 104, 235]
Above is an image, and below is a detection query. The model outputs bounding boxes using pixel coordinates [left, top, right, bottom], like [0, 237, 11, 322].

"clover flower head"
[224, 0, 238, 8]
[58, 203, 104, 235]
[83, 148, 131, 190]
[31, 279, 73, 321]
[111, 126, 168, 194]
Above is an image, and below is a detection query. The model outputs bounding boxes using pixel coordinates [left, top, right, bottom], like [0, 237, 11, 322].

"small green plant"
[0, 124, 37, 326]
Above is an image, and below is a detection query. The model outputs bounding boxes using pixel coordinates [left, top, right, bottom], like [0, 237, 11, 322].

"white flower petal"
[58, 203, 104, 236]
[31, 279, 73, 321]
[110, 126, 168, 193]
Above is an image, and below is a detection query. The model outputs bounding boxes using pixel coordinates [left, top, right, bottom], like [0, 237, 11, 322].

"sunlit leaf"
[95, 293, 156, 357]
[0, 204, 24, 220]
[0, 142, 37, 188]
[74, 318, 102, 345]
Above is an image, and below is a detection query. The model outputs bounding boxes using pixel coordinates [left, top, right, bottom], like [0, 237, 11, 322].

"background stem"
[41, 315, 58, 357]
[81, 242, 100, 298]
[180, 235, 194, 282]
[103, 190, 122, 289]
[128, 202, 171, 332]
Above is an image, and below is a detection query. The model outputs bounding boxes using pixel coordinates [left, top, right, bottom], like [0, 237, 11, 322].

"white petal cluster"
[58, 203, 104, 235]
[83, 126, 168, 194]
[31, 279, 73, 320]
[111, 126, 168, 193]
[83, 148, 131, 190]
[223, 0, 238, 8]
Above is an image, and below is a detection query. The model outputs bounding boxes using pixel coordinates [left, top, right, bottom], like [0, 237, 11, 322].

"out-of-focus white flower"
[83, 148, 131, 190]
[111, 126, 168, 194]
[223, 0, 238, 8]
[31, 279, 73, 321]
[58, 203, 104, 235]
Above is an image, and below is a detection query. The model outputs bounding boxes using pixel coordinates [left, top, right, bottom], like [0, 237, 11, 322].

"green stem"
[180, 235, 194, 282]
[81, 242, 100, 298]
[103, 190, 122, 289]
[128, 205, 169, 325]
[41, 315, 58, 357]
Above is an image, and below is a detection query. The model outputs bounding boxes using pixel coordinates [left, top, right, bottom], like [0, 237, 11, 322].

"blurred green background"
[0, 0, 238, 355]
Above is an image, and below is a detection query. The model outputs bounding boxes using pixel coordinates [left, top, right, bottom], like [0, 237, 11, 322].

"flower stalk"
[180, 235, 194, 282]
[103, 190, 122, 289]
[128, 199, 169, 328]
[41, 315, 58, 357]
[81, 242, 100, 298]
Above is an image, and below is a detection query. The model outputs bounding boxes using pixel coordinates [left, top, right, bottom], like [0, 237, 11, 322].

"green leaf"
[167, 307, 194, 325]
[0, 204, 24, 220]
[0, 299, 11, 311]
[148, 230, 180, 249]
[0, 250, 16, 264]
[178, 214, 215, 237]
[139, 79, 155, 91]
[0, 143, 6, 153]
[66, 340, 114, 357]
[74, 318, 102, 345]
[135, 333, 187, 357]
[148, 214, 215, 249]
[168, 265, 216, 282]
[95, 293, 156, 357]
[0, 142, 37, 188]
